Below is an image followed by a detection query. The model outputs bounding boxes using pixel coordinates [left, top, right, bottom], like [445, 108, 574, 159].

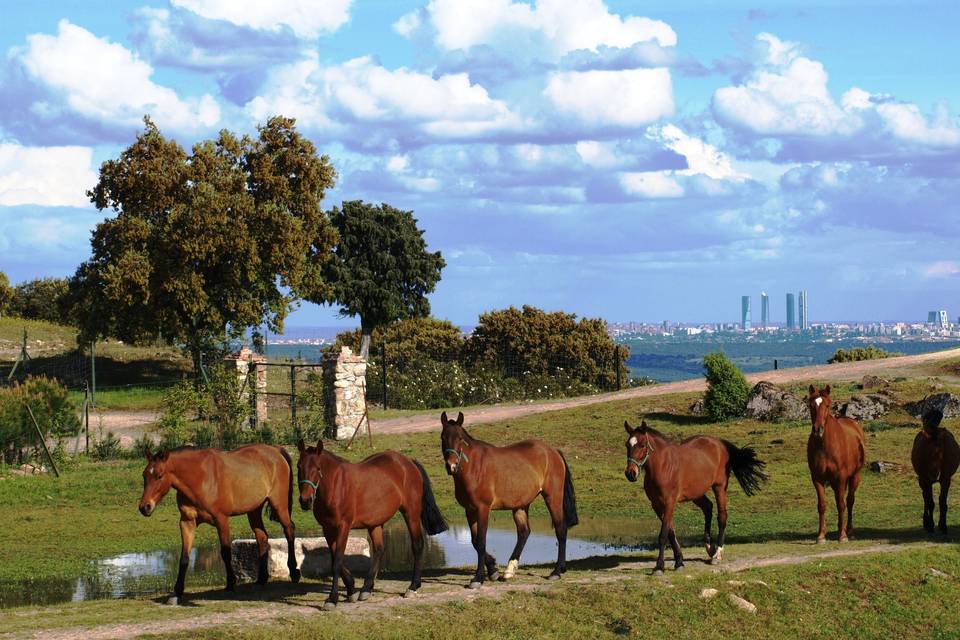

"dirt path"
[62, 411, 160, 451]
[18, 541, 939, 640]
[371, 347, 960, 435]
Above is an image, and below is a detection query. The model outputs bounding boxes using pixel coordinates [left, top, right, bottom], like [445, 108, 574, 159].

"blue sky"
[1, 0, 958, 328]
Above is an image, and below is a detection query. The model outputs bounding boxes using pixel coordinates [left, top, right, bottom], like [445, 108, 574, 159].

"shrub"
[7, 277, 70, 324]
[154, 382, 203, 448]
[702, 352, 750, 422]
[0, 376, 80, 463]
[91, 429, 123, 461]
[828, 346, 902, 363]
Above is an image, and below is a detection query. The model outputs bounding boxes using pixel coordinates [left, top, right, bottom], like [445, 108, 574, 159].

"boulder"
[689, 398, 705, 416]
[744, 381, 808, 422]
[869, 460, 904, 473]
[837, 393, 895, 421]
[905, 393, 960, 419]
[861, 375, 890, 390]
[232, 536, 370, 581]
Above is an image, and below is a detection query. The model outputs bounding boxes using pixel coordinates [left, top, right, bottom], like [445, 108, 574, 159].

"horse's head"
[139, 449, 172, 517]
[921, 408, 944, 439]
[440, 411, 469, 475]
[807, 385, 832, 437]
[623, 420, 654, 482]
[296, 439, 324, 511]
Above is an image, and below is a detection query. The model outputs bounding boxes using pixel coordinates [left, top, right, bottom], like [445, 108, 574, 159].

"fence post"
[89, 340, 97, 408]
[615, 344, 622, 391]
[381, 344, 388, 410]
[250, 361, 259, 429]
[84, 382, 90, 454]
[290, 364, 297, 430]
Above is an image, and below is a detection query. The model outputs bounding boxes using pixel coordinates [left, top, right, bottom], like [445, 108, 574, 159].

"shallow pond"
[0, 516, 646, 608]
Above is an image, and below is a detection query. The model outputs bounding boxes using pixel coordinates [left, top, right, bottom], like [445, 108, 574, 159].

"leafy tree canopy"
[69, 116, 337, 371]
[309, 200, 445, 358]
[333, 316, 465, 365]
[7, 277, 70, 324]
[0, 272, 13, 316]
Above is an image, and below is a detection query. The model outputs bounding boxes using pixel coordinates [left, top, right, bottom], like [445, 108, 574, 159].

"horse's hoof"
[166, 596, 179, 606]
[348, 592, 360, 603]
[358, 591, 372, 602]
[547, 573, 561, 581]
[467, 581, 483, 590]
[652, 569, 664, 576]
[403, 589, 417, 599]
[290, 569, 301, 584]
[838, 535, 848, 544]
[488, 571, 500, 582]
[815, 537, 827, 545]
[322, 601, 337, 611]
[709, 547, 724, 565]
[674, 564, 685, 572]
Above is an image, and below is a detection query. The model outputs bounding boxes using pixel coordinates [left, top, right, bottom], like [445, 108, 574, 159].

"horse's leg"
[920, 479, 935, 533]
[269, 495, 300, 583]
[358, 525, 384, 601]
[544, 491, 567, 579]
[401, 509, 425, 596]
[938, 477, 951, 535]
[846, 473, 861, 540]
[323, 528, 354, 609]
[172, 517, 196, 603]
[467, 505, 492, 588]
[813, 480, 828, 543]
[667, 527, 684, 571]
[653, 502, 675, 575]
[247, 509, 270, 586]
[215, 516, 236, 591]
[712, 487, 728, 565]
[502, 507, 531, 580]
[693, 495, 714, 558]
[833, 479, 849, 543]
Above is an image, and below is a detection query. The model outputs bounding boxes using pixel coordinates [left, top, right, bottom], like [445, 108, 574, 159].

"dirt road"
[370, 347, 960, 435]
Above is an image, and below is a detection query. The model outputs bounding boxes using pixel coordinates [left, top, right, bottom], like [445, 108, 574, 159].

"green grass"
[67, 385, 171, 411]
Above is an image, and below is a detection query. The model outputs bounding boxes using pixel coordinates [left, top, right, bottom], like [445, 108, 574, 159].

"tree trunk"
[190, 341, 203, 389]
[359, 317, 372, 360]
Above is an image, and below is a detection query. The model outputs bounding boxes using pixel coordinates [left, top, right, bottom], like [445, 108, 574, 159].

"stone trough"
[231, 536, 370, 581]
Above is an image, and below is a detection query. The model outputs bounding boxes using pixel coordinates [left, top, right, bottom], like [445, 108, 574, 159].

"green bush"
[91, 429, 123, 461]
[0, 376, 80, 463]
[7, 277, 70, 324]
[828, 346, 903, 363]
[154, 382, 203, 448]
[702, 352, 750, 422]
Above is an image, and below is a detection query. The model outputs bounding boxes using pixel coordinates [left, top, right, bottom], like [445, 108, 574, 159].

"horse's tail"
[723, 440, 768, 497]
[268, 446, 295, 523]
[414, 460, 449, 536]
[558, 450, 579, 528]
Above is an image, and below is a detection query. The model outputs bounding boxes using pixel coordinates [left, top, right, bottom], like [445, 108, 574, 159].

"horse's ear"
[640, 419, 648, 431]
[441, 411, 449, 425]
[144, 448, 153, 461]
[808, 384, 816, 396]
[156, 450, 169, 462]
[624, 420, 632, 434]
[823, 385, 831, 396]
[456, 411, 464, 426]
[297, 438, 305, 453]
[316, 439, 324, 452]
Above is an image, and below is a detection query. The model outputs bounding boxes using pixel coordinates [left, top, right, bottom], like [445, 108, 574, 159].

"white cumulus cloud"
[618, 171, 684, 198]
[171, 0, 353, 38]
[544, 68, 673, 127]
[0, 143, 95, 207]
[15, 20, 220, 133]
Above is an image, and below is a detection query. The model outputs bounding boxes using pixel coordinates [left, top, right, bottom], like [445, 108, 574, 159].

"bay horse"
[440, 411, 578, 588]
[807, 385, 865, 543]
[296, 439, 448, 610]
[623, 420, 766, 573]
[138, 444, 299, 603]
[911, 409, 960, 534]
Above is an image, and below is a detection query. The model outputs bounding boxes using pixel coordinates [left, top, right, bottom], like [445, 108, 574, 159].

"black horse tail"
[268, 446, 295, 523]
[415, 460, 449, 535]
[723, 440, 768, 497]
[559, 450, 579, 528]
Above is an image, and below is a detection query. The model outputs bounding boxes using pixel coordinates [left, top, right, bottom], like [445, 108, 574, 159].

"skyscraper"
[798, 290, 809, 330]
[741, 295, 751, 331]
[928, 310, 949, 330]
[761, 292, 769, 328]
[786, 293, 795, 329]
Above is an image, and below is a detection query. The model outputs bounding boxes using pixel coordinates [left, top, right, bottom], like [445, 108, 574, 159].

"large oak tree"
[70, 116, 337, 373]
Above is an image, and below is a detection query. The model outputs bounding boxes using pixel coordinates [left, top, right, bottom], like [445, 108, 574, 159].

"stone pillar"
[224, 347, 268, 427]
[323, 346, 368, 440]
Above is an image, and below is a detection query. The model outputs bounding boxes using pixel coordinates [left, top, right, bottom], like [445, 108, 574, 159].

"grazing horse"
[296, 439, 448, 610]
[440, 411, 578, 588]
[138, 444, 299, 603]
[807, 385, 865, 543]
[911, 409, 960, 534]
[623, 420, 767, 573]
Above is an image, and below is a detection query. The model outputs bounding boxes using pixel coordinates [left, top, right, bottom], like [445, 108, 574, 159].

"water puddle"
[0, 516, 646, 608]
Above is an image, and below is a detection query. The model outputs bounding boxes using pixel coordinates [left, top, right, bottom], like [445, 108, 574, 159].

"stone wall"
[223, 347, 267, 426]
[323, 346, 369, 440]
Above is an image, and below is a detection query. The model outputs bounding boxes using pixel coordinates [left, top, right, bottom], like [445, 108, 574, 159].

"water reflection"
[0, 516, 645, 608]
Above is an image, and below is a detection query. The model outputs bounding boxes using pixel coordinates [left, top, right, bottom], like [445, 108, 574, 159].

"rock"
[13, 463, 47, 476]
[745, 381, 808, 422]
[689, 398, 705, 416]
[928, 568, 951, 578]
[837, 393, 895, 421]
[727, 593, 757, 614]
[231, 536, 370, 581]
[699, 588, 719, 600]
[869, 460, 904, 473]
[861, 375, 890, 390]
[905, 393, 960, 419]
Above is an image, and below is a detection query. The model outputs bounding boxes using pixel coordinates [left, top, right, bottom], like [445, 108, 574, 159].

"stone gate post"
[323, 346, 368, 440]
[224, 347, 268, 427]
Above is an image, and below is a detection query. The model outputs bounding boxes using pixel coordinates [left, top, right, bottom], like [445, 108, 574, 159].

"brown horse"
[807, 385, 865, 543]
[440, 411, 578, 588]
[138, 444, 299, 603]
[911, 409, 960, 535]
[623, 420, 766, 573]
[296, 439, 448, 610]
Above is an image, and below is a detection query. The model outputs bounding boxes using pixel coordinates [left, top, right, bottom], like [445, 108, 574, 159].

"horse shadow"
[643, 412, 712, 427]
